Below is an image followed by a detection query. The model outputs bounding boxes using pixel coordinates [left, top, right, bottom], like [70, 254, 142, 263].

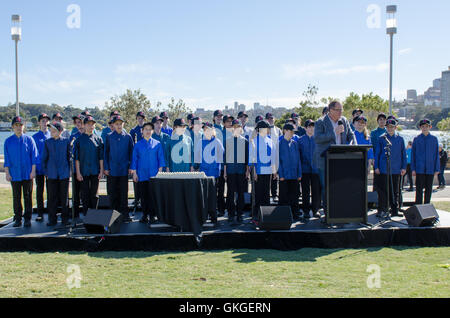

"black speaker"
[404, 204, 439, 227]
[258, 206, 293, 231]
[97, 195, 110, 209]
[83, 209, 122, 234]
[368, 191, 378, 209]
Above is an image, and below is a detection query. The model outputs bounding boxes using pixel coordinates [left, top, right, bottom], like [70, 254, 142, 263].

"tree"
[104, 89, 156, 130]
[165, 97, 192, 120]
[343, 92, 390, 131]
[437, 117, 450, 131]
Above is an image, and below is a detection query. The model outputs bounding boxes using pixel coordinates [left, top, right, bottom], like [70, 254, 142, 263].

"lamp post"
[11, 15, 22, 117]
[386, 5, 397, 116]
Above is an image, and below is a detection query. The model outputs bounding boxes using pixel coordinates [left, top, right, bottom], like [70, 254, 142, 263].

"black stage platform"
[0, 202, 449, 251]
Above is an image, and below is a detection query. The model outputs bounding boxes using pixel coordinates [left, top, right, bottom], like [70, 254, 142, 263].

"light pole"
[11, 15, 22, 117]
[386, 5, 397, 116]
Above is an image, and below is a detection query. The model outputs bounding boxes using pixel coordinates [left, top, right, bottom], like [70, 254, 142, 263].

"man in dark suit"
[313, 101, 356, 218]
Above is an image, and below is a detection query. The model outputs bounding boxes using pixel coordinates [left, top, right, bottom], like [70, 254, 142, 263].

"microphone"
[338, 120, 344, 126]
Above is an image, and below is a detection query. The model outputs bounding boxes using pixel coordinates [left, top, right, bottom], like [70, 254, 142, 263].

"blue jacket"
[104, 131, 134, 177]
[152, 131, 171, 168]
[130, 137, 166, 180]
[130, 125, 144, 143]
[161, 126, 173, 137]
[41, 137, 71, 180]
[73, 133, 104, 177]
[406, 148, 412, 165]
[295, 126, 306, 138]
[249, 136, 274, 175]
[374, 133, 407, 175]
[224, 136, 249, 175]
[195, 137, 224, 178]
[298, 134, 318, 174]
[370, 127, 387, 157]
[354, 130, 374, 160]
[4, 134, 39, 182]
[411, 133, 440, 175]
[32, 130, 51, 175]
[101, 127, 112, 144]
[278, 137, 302, 180]
[166, 134, 193, 172]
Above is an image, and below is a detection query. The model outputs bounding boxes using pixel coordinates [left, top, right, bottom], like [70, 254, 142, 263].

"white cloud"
[282, 61, 389, 79]
[398, 48, 412, 56]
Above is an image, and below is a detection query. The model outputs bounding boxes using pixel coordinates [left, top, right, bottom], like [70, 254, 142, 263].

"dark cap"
[286, 118, 296, 124]
[109, 111, 120, 118]
[159, 112, 169, 118]
[47, 122, 64, 132]
[256, 120, 270, 130]
[191, 116, 202, 125]
[377, 113, 387, 121]
[38, 113, 51, 121]
[52, 113, 63, 120]
[173, 118, 188, 127]
[202, 122, 214, 129]
[83, 116, 96, 124]
[304, 119, 315, 127]
[237, 111, 248, 118]
[387, 115, 397, 121]
[223, 115, 234, 122]
[353, 115, 367, 124]
[419, 118, 432, 127]
[72, 115, 82, 122]
[213, 110, 223, 117]
[11, 116, 24, 126]
[291, 113, 299, 119]
[352, 109, 364, 116]
[136, 111, 146, 119]
[111, 115, 125, 124]
[283, 123, 295, 131]
[265, 113, 274, 119]
[255, 115, 264, 124]
[151, 116, 163, 124]
[386, 118, 398, 126]
[81, 111, 91, 118]
[231, 119, 242, 127]
[186, 113, 195, 121]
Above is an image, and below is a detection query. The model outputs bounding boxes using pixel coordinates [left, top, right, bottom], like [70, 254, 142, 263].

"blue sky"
[0, 0, 449, 110]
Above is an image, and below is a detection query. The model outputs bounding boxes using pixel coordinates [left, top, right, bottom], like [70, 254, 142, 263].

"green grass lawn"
[0, 247, 448, 298]
[0, 188, 449, 298]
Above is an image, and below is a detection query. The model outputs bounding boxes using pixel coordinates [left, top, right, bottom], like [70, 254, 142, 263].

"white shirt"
[328, 115, 342, 145]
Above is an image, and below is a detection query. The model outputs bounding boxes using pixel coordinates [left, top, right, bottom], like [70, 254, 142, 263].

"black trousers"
[72, 173, 82, 217]
[35, 175, 47, 217]
[403, 164, 413, 189]
[301, 173, 321, 214]
[138, 181, 155, 219]
[415, 174, 434, 205]
[81, 175, 99, 214]
[271, 174, 278, 198]
[226, 174, 247, 217]
[11, 180, 33, 222]
[217, 170, 226, 214]
[279, 179, 299, 217]
[47, 179, 69, 223]
[253, 174, 271, 219]
[377, 174, 401, 214]
[109, 176, 129, 216]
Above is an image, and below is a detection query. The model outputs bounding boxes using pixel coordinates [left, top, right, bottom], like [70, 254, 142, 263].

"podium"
[325, 145, 372, 224]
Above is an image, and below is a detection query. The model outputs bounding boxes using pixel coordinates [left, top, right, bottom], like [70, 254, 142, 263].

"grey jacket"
[313, 115, 356, 169]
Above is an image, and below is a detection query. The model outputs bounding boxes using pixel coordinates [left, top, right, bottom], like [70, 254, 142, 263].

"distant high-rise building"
[234, 101, 239, 111]
[407, 89, 417, 102]
[254, 102, 261, 111]
[433, 78, 441, 89]
[442, 67, 450, 109]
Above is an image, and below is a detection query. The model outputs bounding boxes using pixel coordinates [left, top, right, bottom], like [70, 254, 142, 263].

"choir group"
[3, 101, 442, 228]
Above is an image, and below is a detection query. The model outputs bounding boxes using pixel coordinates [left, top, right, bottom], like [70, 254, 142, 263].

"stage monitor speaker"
[97, 195, 110, 209]
[83, 209, 122, 234]
[259, 206, 293, 231]
[404, 204, 439, 227]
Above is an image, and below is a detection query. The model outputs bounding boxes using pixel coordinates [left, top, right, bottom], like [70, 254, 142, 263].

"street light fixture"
[11, 14, 21, 117]
[386, 5, 397, 116]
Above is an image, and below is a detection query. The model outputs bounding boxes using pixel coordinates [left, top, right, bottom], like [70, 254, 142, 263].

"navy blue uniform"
[411, 133, 440, 204]
[32, 130, 51, 218]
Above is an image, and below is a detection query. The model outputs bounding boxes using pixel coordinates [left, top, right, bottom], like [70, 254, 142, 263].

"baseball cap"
[202, 122, 214, 129]
[136, 111, 146, 119]
[231, 119, 242, 127]
[38, 113, 51, 121]
[291, 113, 299, 119]
[377, 113, 387, 121]
[109, 111, 120, 118]
[83, 116, 96, 124]
[223, 115, 234, 122]
[386, 118, 398, 126]
[255, 115, 264, 124]
[11, 116, 24, 126]
[304, 119, 315, 127]
[173, 118, 188, 127]
[47, 122, 64, 132]
[256, 120, 270, 129]
[213, 110, 223, 117]
[283, 123, 295, 131]
[160, 112, 169, 118]
[419, 119, 432, 127]
[111, 115, 125, 124]
[352, 109, 364, 116]
[52, 113, 63, 120]
[265, 113, 274, 119]
[237, 111, 248, 118]
[353, 115, 367, 124]
[151, 116, 164, 124]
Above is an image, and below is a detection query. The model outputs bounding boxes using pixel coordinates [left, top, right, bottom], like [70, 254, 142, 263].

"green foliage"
[343, 92, 390, 131]
[166, 97, 192, 120]
[437, 117, 450, 131]
[104, 89, 157, 131]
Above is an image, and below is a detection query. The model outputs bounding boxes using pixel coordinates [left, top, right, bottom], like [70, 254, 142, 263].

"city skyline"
[1, 0, 450, 110]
